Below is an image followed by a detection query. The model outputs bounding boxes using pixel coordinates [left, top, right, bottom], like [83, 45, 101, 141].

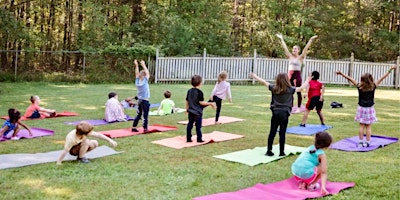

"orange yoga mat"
[151, 131, 244, 149]
[177, 116, 244, 127]
[1, 111, 79, 120]
[99, 124, 178, 138]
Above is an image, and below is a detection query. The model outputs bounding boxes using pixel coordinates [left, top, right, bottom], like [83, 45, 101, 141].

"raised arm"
[276, 33, 292, 58]
[295, 74, 311, 92]
[336, 71, 357, 86]
[250, 73, 270, 87]
[140, 60, 150, 79]
[299, 35, 318, 59]
[376, 66, 396, 86]
[134, 59, 139, 78]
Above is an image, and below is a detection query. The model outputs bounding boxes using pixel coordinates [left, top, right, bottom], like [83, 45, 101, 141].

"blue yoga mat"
[285, 124, 332, 135]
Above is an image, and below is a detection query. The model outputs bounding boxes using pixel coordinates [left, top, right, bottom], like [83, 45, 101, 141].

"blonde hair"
[217, 71, 228, 83]
[359, 73, 375, 92]
[76, 121, 94, 135]
[272, 73, 292, 94]
[30, 95, 40, 103]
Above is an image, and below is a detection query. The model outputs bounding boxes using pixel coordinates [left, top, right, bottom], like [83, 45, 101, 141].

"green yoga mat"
[213, 144, 307, 166]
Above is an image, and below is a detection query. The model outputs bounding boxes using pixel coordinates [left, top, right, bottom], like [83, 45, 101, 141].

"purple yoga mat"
[64, 115, 135, 126]
[330, 135, 398, 152]
[0, 127, 54, 142]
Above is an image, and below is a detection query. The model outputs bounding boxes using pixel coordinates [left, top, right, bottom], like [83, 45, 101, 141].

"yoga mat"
[193, 177, 355, 200]
[149, 108, 186, 116]
[330, 135, 398, 152]
[1, 111, 79, 121]
[291, 105, 306, 114]
[285, 124, 332, 136]
[64, 115, 135, 126]
[0, 127, 54, 142]
[152, 131, 244, 149]
[0, 145, 121, 170]
[99, 124, 178, 138]
[178, 116, 245, 126]
[213, 144, 307, 166]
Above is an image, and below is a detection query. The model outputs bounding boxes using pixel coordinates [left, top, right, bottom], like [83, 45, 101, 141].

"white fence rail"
[155, 50, 400, 88]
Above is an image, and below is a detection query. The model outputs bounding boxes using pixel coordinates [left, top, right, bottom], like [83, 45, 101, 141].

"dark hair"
[191, 75, 202, 87]
[164, 90, 171, 98]
[8, 108, 21, 123]
[108, 92, 117, 99]
[310, 131, 333, 153]
[359, 73, 375, 92]
[272, 73, 292, 94]
[312, 71, 320, 80]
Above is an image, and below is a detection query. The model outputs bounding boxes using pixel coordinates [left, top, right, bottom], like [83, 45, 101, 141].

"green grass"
[0, 82, 399, 200]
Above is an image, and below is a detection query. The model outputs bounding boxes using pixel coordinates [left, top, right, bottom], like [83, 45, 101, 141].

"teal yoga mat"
[213, 144, 307, 166]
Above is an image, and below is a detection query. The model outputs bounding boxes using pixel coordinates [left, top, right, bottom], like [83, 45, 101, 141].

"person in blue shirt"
[291, 131, 333, 195]
[131, 60, 151, 132]
[1, 108, 32, 140]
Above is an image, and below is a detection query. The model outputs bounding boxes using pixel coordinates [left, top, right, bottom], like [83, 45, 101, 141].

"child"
[209, 71, 232, 124]
[1, 108, 32, 140]
[131, 60, 151, 132]
[186, 75, 216, 143]
[300, 71, 325, 126]
[291, 131, 333, 195]
[57, 121, 117, 165]
[105, 92, 127, 122]
[336, 66, 396, 147]
[24, 95, 56, 118]
[157, 90, 176, 115]
[250, 72, 310, 156]
[121, 96, 138, 108]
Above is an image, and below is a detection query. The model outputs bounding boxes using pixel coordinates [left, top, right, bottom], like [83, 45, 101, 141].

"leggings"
[211, 95, 222, 122]
[289, 70, 302, 107]
[268, 109, 289, 154]
[132, 99, 150, 129]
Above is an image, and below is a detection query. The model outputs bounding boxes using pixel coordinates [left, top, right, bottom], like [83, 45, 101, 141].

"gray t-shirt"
[268, 84, 296, 114]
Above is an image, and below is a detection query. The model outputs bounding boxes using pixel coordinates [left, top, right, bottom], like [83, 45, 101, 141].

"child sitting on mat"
[250, 72, 310, 156]
[336, 66, 396, 147]
[121, 96, 138, 108]
[157, 90, 176, 115]
[300, 71, 325, 126]
[24, 95, 56, 118]
[105, 92, 127, 122]
[1, 108, 32, 140]
[186, 75, 216, 143]
[57, 121, 117, 164]
[291, 131, 332, 195]
[209, 71, 232, 124]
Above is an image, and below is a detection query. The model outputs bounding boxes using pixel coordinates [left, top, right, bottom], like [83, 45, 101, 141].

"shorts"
[69, 143, 82, 156]
[306, 96, 323, 111]
[29, 110, 41, 118]
[355, 106, 377, 124]
[294, 167, 318, 184]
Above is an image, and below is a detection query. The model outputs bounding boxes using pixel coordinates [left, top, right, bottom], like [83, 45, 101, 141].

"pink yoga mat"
[99, 124, 178, 138]
[178, 116, 244, 127]
[193, 177, 355, 200]
[0, 127, 55, 142]
[152, 131, 244, 149]
[291, 105, 306, 114]
[1, 111, 79, 121]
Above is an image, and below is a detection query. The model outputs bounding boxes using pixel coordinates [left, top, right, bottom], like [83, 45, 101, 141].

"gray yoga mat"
[0, 145, 121, 170]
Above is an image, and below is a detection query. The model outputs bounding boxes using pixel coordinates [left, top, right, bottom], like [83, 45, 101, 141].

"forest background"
[0, 0, 399, 82]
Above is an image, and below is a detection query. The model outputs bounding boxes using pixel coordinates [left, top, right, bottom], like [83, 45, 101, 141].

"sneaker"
[77, 157, 90, 164]
[197, 140, 205, 143]
[265, 151, 274, 156]
[299, 123, 306, 127]
[279, 152, 286, 156]
[10, 136, 20, 140]
[358, 142, 364, 148]
[364, 142, 370, 147]
[307, 183, 320, 191]
[131, 128, 139, 132]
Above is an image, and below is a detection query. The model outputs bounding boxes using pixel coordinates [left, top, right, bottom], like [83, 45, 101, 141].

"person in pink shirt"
[209, 71, 232, 124]
[300, 71, 325, 127]
[24, 95, 56, 118]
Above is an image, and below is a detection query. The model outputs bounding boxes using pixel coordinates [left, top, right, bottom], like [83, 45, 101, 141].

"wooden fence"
[155, 49, 400, 88]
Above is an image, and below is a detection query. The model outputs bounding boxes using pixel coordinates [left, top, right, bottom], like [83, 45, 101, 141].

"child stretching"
[250, 72, 310, 156]
[131, 59, 151, 132]
[186, 75, 216, 143]
[336, 66, 396, 147]
[57, 121, 117, 164]
[157, 90, 176, 115]
[291, 131, 333, 195]
[209, 71, 232, 124]
[1, 108, 32, 140]
[300, 71, 325, 126]
[24, 95, 56, 118]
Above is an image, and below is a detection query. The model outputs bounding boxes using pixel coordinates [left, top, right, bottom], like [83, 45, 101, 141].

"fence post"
[252, 49, 257, 85]
[395, 56, 399, 89]
[14, 51, 18, 81]
[348, 52, 354, 86]
[155, 49, 159, 84]
[202, 48, 206, 84]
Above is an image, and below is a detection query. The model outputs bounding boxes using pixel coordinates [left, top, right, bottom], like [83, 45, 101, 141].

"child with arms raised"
[1, 108, 32, 140]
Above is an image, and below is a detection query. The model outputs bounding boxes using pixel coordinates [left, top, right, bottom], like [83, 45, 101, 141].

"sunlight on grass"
[54, 140, 65, 145]
[44, 187, 73, 196]
[330, 112, 352, 117]
[20, 178, 45, 189]
[74, 105, 98, 110]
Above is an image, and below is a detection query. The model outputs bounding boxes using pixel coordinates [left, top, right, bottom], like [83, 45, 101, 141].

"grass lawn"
[0, 82, 399, 200]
